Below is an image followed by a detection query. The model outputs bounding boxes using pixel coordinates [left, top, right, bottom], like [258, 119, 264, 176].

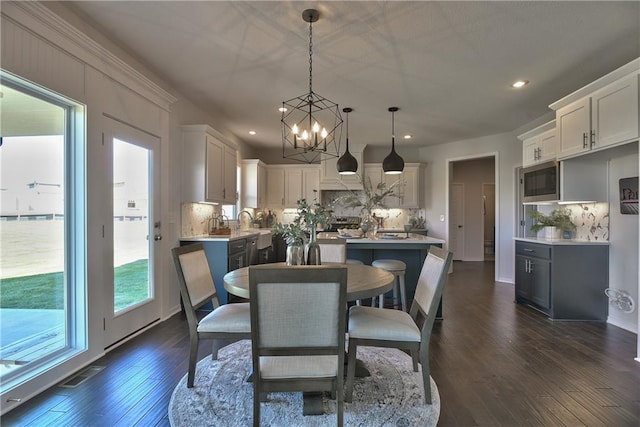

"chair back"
[171, 244, 220, 327]
[317, 238, 347, 264]
[410, 246, 453, 338]
[249, 265, 348, 354]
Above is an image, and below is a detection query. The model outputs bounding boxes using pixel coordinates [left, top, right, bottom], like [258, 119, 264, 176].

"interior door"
[450, 183, 465, 260]
[104, 118, 161, 347]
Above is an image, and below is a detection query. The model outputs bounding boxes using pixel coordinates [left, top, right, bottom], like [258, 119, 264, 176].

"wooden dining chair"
[317, 238, 347, 263]
[171, 244, 251, 388]
[249, 265, 348, 427]
[345, 246, 452, 404]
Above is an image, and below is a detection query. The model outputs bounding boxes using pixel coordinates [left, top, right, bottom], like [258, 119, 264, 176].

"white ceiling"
[67, 1, 640, 150]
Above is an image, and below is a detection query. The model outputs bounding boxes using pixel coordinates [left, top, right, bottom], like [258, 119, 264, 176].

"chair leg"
[420, 345, 432, 404]
[337, 376, 344, 427]
[211, 340, 221, 360]
[399, 273, 407, 312]
[253, 380, 261, 427]
[378, 294, 384, 308]
[187, 335, 199, 388]
[345, 339, 358, 403]
[410, 349, 419, 372]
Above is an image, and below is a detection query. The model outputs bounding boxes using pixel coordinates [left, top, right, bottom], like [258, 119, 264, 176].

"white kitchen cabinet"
[241, 159, 267, 209]
[363, 163, 422, 209]
[554, 73, 638, 159]
[182, 124, 237, 204]
[518, 121, 556, 167]
[267, 165, 320, 208]
[265, 166, 285, 207]
[319, 148, 364, 190]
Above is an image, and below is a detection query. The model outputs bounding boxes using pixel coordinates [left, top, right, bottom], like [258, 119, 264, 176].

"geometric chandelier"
[281, 9, 343, 164]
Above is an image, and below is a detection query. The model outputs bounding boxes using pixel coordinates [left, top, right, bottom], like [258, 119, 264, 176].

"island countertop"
[180, 229, 268, 242]
[317, 232, 445, 246]
[514, 237, 609, 245]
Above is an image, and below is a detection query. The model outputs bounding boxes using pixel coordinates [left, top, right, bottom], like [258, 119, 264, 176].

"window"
[0, 72, 86, 393]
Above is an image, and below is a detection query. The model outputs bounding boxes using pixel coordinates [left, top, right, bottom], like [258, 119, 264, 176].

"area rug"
[168, 340, 439, 426]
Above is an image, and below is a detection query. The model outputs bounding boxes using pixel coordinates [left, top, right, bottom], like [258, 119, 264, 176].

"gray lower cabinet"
[515, 241, 609, 320]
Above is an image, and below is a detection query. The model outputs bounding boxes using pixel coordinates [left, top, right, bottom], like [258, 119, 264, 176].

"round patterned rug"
[168, 340, 439, 426]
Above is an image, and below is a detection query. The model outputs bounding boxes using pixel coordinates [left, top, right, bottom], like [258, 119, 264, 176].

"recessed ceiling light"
[403, 135, 412, 140]
[278, 107, 287, 112]
[248, 130, 257, 135]
[512, 80, 529, 88]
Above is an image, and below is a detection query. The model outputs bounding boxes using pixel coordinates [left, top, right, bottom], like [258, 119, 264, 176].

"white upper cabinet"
[519, 121, 557, 167]
[182, 125, 237, 204]
[265, 166, 285, 208]
[267, 165, 320, 208]
[241, 159, 267, 209]
[553, 70, 639, 159]
[363, 163, 422, 209]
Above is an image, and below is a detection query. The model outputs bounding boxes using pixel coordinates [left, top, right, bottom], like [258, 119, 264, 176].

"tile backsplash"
[181, 202, 221, 237]
[537, 202, 609, 241]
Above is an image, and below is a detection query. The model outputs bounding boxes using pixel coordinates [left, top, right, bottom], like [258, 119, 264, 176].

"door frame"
[446, 152, 499, 280]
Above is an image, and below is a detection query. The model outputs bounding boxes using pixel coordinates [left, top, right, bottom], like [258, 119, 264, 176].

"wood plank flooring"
[3, 261, 640, 426]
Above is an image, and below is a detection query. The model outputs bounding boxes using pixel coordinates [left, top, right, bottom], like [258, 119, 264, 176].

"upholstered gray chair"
[249, 265, 348, 427]
[171, 244, 251, 388]
[317, 238, 347, 263]
[345, 246, 452, 404]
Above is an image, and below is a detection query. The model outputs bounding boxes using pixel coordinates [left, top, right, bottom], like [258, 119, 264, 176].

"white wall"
[418, 132, 521, 283]
[607, 143, 639, 333]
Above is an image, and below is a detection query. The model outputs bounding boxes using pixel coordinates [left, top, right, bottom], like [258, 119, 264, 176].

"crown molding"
[3, 1, 177, 111]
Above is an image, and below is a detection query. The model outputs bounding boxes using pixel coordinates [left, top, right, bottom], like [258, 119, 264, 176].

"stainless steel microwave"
[522, 161, 560, 203]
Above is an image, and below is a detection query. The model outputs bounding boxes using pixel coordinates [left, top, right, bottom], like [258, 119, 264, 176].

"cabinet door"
[266, 167, 285, 207]
[522, 137, 540, 167]
[515, 255, 532, 301]
[529, 258, 551, 309]
[302, 167, 321, 203]
[557, 97, 591, 158]
[592, 74, 639, 149]
[257, 162, 267, 208]
[397, 166, 420, 208]
[205, 136, 225, 202]
[538, 129, 557, 163]
[223, 145, 237, 204]
[284, 168, 303, 207]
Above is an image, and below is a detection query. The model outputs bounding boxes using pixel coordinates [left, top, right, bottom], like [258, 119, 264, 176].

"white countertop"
[318, 232, 445, 245]
[181, 228, 270, 242]
[514, 237, 609, 245]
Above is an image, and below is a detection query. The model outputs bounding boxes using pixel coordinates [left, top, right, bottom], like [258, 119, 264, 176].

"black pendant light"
[383, 107, 404, 174]
[337, 107, 358, 175]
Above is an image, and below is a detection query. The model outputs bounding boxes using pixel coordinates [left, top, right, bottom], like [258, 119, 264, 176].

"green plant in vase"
[530, 208, 576, 239]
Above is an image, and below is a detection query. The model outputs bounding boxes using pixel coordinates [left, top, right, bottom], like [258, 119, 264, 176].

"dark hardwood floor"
[3, 261, 640, 426]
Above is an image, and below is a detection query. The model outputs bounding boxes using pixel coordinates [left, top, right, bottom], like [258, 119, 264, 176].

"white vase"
[543, 226, 561, 240]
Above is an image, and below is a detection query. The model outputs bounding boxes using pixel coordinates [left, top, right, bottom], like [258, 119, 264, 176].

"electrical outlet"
[440, 215, 445, 222]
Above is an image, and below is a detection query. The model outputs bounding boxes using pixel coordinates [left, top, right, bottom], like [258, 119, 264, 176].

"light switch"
[439, 215, 445, 222]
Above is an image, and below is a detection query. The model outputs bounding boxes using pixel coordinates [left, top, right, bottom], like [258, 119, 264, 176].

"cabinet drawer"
[516, 242, 551, 259]
[228, 239, 246, 255]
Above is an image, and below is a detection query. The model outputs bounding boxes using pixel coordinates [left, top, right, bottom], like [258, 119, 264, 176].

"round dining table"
[223, 262, 395, 302]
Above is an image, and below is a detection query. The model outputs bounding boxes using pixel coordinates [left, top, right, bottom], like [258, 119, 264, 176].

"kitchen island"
[318, 232, 445, 308]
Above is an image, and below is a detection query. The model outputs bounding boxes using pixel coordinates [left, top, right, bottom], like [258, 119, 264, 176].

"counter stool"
[371, 259, 407, 311]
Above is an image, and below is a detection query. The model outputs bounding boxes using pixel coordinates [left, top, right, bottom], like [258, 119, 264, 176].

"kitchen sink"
[256, 230, 272, 250]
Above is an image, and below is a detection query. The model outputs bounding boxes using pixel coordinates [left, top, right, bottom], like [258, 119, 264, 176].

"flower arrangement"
[272, 191, 333, 246]
[336, 174, 401, 216]
[529, 208, 576, 233]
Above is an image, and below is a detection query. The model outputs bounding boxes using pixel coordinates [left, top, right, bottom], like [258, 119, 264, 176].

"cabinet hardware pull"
[523, 248, 534, 252]
[582, 132, 588, 148]
[590, 130, 596, 147]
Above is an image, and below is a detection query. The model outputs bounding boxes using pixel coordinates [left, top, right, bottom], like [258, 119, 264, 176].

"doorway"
[448, 155, 497, 276]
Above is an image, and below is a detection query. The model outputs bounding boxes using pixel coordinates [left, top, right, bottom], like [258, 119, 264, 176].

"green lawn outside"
[0, 259, 148, 311]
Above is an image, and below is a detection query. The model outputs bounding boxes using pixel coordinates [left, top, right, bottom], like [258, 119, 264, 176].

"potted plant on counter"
[530, 208, 576, 240]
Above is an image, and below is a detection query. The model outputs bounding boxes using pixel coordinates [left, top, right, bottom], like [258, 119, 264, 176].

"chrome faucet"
[236, 210, 254, 230]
